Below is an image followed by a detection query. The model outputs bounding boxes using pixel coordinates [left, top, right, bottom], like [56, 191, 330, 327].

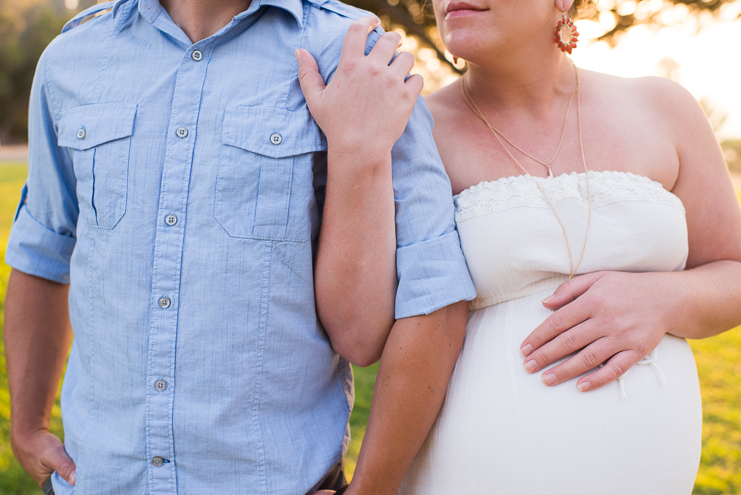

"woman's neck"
[463, 51, 577, 116]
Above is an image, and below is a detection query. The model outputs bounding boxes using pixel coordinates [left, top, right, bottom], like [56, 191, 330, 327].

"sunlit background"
[0, 0, 740, 493]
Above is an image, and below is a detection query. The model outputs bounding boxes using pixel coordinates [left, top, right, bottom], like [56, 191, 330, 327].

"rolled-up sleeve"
[5, 52, 78, 284]
[392, 98, 476, 319]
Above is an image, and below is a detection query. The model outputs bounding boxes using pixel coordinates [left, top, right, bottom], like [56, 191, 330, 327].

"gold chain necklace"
[460, 62, 591, 279]
[465, 75, 577, 178]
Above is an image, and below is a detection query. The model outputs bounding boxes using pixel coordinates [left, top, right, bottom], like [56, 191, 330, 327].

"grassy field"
[0, 163, 740, 494]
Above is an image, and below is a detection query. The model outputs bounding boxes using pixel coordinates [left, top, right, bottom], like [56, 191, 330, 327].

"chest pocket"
[58, 103, 137, 230]
[215, 105, 325, 242]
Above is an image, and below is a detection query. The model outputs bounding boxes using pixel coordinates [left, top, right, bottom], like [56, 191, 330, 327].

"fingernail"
[70, 470, 76, 486]
[541, 295, 555, 304]
[520, 344, 533, 357]
[578, 381, 591, 392]
[524, 360, 537, 373]
[542, 373, 556, 385]
[294, 49, 302, 64]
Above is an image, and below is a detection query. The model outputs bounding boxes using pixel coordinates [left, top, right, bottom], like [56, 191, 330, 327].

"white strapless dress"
[399, 171, 702, 495]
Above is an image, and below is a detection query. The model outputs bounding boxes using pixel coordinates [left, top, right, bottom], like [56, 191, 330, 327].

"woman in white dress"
[394, 0, 741, 492]
[298, 0, 741, 492]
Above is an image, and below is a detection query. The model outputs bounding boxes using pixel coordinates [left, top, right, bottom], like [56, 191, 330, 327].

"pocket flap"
[222, 105, 325, 158]
[58, 103, 138, 150]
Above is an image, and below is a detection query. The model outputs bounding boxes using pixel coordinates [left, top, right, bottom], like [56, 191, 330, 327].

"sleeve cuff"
[5, 205, 76, 284]
[395, 230, 476, 319]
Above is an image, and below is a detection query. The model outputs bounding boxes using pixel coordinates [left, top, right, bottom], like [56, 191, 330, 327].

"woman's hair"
[569, 0, 596, 20]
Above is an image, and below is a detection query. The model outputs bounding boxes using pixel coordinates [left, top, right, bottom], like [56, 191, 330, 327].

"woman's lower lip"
[446, 9, 485, 19]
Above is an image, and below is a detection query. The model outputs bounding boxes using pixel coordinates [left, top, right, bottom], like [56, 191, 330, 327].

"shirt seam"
[42, 53, 63, 124]
[91, 0, 131, 103]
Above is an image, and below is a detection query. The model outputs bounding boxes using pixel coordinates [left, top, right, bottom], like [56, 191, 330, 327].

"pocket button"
[270, 133, 282, 145]
[77, 128, 86, 139]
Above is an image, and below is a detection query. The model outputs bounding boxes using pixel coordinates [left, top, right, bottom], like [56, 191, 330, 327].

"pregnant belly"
[400, 288, 702, 495]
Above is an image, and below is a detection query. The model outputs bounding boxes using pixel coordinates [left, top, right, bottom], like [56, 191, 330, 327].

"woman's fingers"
[368, 31, 403, 65]
[541, 272, 606, 310]
[520, 297, 591, 357]
[405, 73, 424, 99]
[295, 49, 325, 111]
[390, 51, 416, 80]
[576, 350, 642, 392]
[522, 320, 601, 375]
[338, 16, 380, 66]
[536, 337, 618, 387]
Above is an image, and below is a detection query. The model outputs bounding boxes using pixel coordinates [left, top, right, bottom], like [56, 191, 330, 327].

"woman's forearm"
[349, 301, 469, 495]
[314, 148, 397, 366]
[669, 259, 741, 339]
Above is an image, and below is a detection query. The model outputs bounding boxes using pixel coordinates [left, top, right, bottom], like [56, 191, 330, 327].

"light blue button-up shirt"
[5, 0, 475, 493]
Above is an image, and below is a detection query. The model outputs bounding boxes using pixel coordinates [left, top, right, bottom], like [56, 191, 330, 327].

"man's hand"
[10, 429, 76, 488]
[296, 16, 424, 157]
[519, 271, 674, 392]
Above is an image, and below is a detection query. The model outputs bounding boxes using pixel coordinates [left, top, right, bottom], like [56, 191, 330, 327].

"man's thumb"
[48, 445, 77, 486]
[295, 49, 325, 107]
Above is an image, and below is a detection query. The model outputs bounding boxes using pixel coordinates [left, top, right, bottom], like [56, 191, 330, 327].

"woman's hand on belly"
[518, 271, 677, 392]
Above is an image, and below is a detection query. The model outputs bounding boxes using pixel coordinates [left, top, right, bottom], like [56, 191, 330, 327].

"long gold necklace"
[460, 62, 591, 279]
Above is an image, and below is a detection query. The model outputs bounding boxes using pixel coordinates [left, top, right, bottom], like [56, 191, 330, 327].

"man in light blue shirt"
[3, 0, 475, 494]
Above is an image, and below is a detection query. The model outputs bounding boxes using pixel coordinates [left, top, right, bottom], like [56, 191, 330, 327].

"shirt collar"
[138, 0, 305, 33]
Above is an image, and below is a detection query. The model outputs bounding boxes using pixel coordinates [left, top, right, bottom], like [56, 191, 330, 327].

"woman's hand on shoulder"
[296, 16, 424, 158]
[519, 271, 681, 392]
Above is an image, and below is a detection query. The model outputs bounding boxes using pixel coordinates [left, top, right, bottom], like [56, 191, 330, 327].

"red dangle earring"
[555, 12, 579, 54]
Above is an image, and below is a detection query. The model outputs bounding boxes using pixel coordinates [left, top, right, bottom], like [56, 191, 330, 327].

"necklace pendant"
[548, 167, 554, 178]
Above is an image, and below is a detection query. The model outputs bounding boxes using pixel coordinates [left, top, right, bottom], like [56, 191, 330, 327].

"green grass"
[0, 163, 739, 493]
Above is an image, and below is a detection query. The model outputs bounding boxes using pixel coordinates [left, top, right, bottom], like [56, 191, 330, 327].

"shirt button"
[270, 133, 282, 145]
[165, 214, 178, 226]
[158, 296, 171, 309]
[155, 379, 167, 391]
[176, 127, 188, 138]
[152, 456, 165, 467]
[76, 128, 86, 139]
[191, 50, 203, 61]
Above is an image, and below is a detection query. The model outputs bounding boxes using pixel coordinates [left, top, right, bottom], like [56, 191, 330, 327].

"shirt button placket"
[145, 42, 212, 494]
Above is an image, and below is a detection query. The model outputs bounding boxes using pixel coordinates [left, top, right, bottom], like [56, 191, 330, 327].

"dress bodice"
[454, 171, 688, 310]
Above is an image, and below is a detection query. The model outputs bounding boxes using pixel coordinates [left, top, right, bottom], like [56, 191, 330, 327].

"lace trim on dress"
[454, 171, 685, 223]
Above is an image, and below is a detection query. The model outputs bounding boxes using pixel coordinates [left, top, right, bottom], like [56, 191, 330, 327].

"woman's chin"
[444, 32, 494, 64]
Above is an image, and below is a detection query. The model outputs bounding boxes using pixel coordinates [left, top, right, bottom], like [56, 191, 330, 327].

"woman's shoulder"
[424, 81, 460, 120]
[582, 69, 700, 128]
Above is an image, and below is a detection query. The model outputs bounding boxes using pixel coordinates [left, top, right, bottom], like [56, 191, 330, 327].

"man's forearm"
[314, 149, 397, 366]
[348, 300, 469, 495]
[5, 269, 72, 438]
